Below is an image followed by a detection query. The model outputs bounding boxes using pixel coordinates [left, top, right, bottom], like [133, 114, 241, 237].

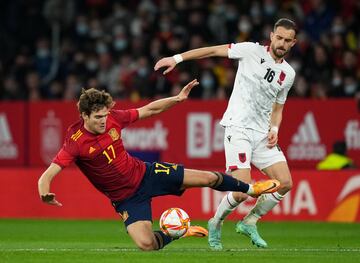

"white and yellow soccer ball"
[159, 208, 190, 238]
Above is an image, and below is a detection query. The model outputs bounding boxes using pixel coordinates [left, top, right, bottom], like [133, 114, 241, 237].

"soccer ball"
[159, 208, 190, 238]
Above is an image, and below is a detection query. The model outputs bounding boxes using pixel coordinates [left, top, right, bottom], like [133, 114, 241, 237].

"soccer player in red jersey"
[38, 79, 280, 251]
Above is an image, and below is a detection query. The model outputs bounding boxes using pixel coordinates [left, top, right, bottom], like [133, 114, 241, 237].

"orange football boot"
[182, 226, 208, 238]
[249, 179, 281, 197]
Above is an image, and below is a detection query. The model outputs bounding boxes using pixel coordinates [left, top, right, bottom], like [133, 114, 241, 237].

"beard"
[272, 45, 288, 59]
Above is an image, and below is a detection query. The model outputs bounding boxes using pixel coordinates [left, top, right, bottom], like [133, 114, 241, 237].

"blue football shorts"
[112, 162, 185, 227]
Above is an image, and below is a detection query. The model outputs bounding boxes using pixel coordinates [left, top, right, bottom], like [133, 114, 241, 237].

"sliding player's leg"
[208, 168, 251, 250]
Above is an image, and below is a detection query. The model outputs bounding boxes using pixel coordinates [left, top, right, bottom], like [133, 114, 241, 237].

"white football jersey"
[219, 42, 296, 133]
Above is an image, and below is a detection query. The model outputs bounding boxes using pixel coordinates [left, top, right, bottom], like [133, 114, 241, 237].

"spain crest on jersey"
[108, 128, 120, 141]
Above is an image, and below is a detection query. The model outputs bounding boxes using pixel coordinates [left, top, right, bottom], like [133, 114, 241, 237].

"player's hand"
[41, 193, 62, 206]
[267, 131, 278, 148]
[154, 57, 177, 75]
[177, 79, 199, 101]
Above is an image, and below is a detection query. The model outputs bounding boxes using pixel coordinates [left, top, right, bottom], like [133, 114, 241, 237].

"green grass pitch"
[0, 219, 359, 263]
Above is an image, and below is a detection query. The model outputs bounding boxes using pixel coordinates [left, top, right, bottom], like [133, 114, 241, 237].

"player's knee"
[279, 179, 292, 193]
[205, 172, 219, 187]
[135, 238, 157, 251]
[232, 191, 249, 202]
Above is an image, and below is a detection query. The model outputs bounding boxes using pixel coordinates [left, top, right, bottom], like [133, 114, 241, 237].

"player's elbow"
[38, 175, 46, 188]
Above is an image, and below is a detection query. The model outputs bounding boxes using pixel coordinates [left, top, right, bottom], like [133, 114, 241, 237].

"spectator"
[1, 76, 25, 100]
[317, 141, 356, 170]
[1, 0, 359, 100]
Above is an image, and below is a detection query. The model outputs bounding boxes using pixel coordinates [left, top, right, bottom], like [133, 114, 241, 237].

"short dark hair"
[274, 18, 297, 34]
[77, 88, 115, 116]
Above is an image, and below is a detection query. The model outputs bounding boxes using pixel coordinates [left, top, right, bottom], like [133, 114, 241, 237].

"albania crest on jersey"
[108, 128, 120, 141]
[239, 153, 246, 163]
[277, 70, 286, 85]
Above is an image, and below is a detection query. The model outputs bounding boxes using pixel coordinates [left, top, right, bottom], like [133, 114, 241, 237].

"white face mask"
[250, 3, 261, 18]
[201, 73, 215, 89]
[160, 22, 170, 32]
[331, 24, 345, 34]
[137, 67, 148, 77]
[332, 77, 342, 87]
[90, 29, 103, 38]
[238, 20, 252, 33]
[96, 43, 108, 54]
[86, 60, 98, 71]
[344, 83, 357, 95]
[76, 23, 88, 35]
[264, 3, 276, 16]
[37, 48, 50, 58]
[113, 39, 128, 51]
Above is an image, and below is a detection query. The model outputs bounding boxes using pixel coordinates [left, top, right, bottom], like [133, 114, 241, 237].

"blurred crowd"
[0, 0, 360, 101]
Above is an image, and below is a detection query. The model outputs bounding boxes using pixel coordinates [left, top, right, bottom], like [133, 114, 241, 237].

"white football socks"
[213, 192, 240, 227]
[243, 192, 284, 225]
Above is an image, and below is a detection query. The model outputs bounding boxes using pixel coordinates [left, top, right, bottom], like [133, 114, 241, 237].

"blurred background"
[1, 0, 360, 101]
[0, 0, 359, 222]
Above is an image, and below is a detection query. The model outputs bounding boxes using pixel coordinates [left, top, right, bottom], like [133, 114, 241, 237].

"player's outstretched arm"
[38, 163, 63, 206]
[137, 79, 199, 120]
[154, 44, 228, 75]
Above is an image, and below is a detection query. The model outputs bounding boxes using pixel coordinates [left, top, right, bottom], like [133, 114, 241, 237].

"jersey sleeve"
[110, 109, 139, 128]
[52, 134, 79, 168]
[276, 69, 296, 104]
[228, 42, 258, 59]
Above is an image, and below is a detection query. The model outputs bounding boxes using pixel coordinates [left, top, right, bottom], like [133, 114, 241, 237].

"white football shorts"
[224, 126, 287, 171]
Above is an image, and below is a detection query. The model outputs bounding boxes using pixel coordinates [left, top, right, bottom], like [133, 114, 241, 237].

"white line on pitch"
[0, 248, 359, 253]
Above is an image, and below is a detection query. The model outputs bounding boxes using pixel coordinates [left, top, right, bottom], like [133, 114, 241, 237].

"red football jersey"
[53, 109, 146, 202]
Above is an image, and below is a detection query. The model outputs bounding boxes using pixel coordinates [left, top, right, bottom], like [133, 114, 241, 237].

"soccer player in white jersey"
[154, 18, 297, 250]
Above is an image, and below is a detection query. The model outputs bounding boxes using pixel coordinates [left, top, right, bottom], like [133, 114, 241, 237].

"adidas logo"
[0, 113, 18, 159]
[89, 146, 96, 154]
[287, 112, 326, 160]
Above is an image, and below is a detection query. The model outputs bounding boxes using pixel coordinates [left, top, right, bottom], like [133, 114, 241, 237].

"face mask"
[113, 39, 127, 51]
[332, 77, 342, 87]
[344, 83, 357, 95]
[37, 48, 50, 58]
[138, 67, 148, 77]
[264, 3, 276, 16]
[76, 23, 88, 35]
[238, 20, 251, 33]
[332, 25, 344, 34]
[160, 22, 170, 32]
[86, 60, 98, 71]
[96, 43, 108, 54]
[201, 74, 214, 89]
[90, 29, 103, 38]
[214, 5, 225, 14]
[114, 10, 125, 19]
[250, 4, 261, 18]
